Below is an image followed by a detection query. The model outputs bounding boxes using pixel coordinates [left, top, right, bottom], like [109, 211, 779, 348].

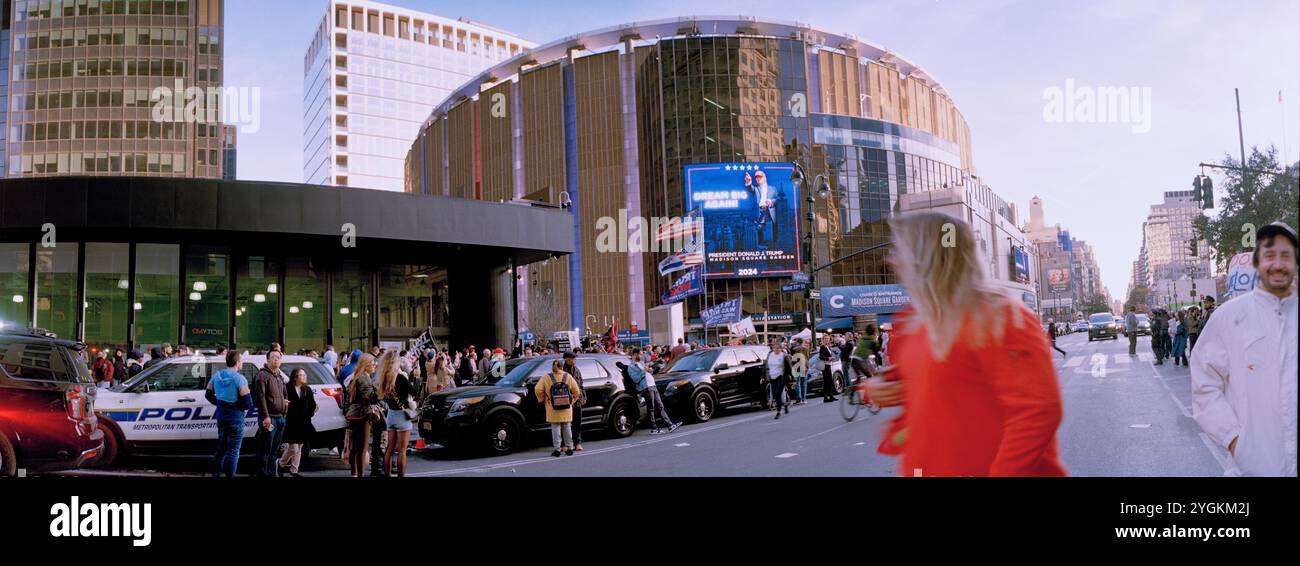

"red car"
[0, 329, 104, 476]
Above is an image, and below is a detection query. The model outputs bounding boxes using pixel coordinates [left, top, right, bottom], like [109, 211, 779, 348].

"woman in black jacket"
[278, 368, 317, 477]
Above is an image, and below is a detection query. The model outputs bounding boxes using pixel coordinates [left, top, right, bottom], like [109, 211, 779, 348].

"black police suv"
[654, 345, 843, 424]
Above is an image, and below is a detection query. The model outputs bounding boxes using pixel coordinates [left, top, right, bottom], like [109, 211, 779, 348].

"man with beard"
[1192, 222, 1298, 476]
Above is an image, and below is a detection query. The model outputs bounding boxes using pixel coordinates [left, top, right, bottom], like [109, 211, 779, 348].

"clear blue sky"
[226, 0, 1300, 299]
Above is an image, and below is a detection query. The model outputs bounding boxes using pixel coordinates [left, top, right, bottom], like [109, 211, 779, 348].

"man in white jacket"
[1192, 222, 1298, 476]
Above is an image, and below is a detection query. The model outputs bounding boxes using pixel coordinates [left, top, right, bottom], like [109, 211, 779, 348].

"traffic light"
[1192, 175, 1214, 209]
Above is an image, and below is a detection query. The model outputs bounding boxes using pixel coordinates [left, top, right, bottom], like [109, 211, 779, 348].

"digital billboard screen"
[684, 163, 801, 278]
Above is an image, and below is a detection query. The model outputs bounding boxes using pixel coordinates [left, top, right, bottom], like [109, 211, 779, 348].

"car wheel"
[690, 389, 716, 423]
[0, 432, 16, 477]
[607, 399, 636, 438]
[833, 372, 845, 395]
[482, 410, 523, 455]
[87, 421, 121, 469]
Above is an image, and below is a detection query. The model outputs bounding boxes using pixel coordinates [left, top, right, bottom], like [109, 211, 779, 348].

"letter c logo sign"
[830, 295, 845, 309]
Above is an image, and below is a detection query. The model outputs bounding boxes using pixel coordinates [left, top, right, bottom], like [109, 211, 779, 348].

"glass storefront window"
[332, 262, 371, 352]
[378, 265, 432, 330]
[235, 256, 279, 353]
[0, 244, 31, 328]
[36, 244, 78, 340]
[134, 243, 179, 348]
[184, 246, 229, 349]
[284, 258, 326, 354]
[84, 243, 129, 351]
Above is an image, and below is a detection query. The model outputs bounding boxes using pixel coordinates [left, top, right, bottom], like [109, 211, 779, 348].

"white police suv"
[90, 354, 346, 467]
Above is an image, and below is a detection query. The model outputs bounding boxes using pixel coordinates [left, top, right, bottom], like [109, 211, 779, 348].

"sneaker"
[650, 428, 662, 435]
[668, 422, 682, 432]
[551, 450, 562, 457]
[565, 449, 574, 456]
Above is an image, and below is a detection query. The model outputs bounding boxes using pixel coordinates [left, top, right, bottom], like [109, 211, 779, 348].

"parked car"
[0, 328, 103, 476]
[418, 354, 645, 455]
[653, 345, 843, 424]
[1073, 320, 1089, 333]
[91, 354, 346, 467]
[1087, 313, 1119, 341]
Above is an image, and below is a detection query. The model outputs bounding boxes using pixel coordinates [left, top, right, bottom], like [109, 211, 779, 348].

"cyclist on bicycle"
[850, 324, 882, 383]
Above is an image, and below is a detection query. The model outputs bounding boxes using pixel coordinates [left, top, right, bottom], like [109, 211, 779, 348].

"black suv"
[655, 345, 840, 423]
[0, 329, 104, 476]
[417, 354, 645, 455]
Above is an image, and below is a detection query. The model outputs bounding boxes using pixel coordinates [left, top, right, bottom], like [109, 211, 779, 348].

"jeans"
[213, 418, 244, 478]
[768, 377, 786, 411]
[571, 404, 583, 445]
[795, 374, 808, 402]
[550, 422, 572, 451]
[1128, 333, 1138, 355]
[641, 387, 673, 428]
[255, 415, 286, 477]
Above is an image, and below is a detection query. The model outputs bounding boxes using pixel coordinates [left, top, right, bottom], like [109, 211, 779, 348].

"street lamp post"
[790, 164, 831, 342]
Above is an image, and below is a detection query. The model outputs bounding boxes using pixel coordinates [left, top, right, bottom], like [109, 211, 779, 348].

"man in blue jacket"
[628, 348, 679, 434]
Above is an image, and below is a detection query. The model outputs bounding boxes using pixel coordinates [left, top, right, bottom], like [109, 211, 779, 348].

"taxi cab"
[90, 354, 345, 467]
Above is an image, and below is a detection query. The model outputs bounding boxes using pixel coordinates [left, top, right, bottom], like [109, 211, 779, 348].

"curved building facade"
[404, 17, 1027, 339]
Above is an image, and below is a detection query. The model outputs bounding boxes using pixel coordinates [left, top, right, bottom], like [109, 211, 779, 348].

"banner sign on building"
[1012, 246, 1030, 284]
[1047, 268, 1071, 293]
[656, 208, 705, 276]
[701, 296, 743, 327]
[661, 266, 704, 304]
[684, 162, 801, 278]
[1225, 252, 1258, 297]
[821, 285, 912, 318]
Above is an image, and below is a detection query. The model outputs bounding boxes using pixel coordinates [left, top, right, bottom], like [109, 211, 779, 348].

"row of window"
[13, 27, 192, 50]
[14, 88, 165, 111]
[14, 58, 191, 80]
[331, 4, 523, 56]
[14, 0, 191, 20]
[14, 120, 187, 142]
[12, 151, 189, 175]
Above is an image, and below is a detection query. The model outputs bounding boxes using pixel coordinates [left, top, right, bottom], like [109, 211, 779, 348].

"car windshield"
[1137, 315, 1149, 323]
[476, 357, 532, 386]
[666, 350, 720, 373]
[494, 358, 544, 387]
[1090, 314, 1113, 323]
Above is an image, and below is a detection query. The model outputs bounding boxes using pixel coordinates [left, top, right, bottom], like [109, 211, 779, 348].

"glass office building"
[302, 0, 533, 191]
[3, 0, 227, 179]
[405, 17, 1032, 338]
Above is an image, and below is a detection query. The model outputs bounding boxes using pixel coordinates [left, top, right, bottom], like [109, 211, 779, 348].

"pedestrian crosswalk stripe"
[674, 443, 690, 447]
[775, 453, 798, 459]
[1114, 355, 1132, 364]
[1138, 353, 1154, 362]
[1063, 356, 1085, 368]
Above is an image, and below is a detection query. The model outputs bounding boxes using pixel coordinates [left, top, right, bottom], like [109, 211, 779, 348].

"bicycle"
[840, 357, 882, 422]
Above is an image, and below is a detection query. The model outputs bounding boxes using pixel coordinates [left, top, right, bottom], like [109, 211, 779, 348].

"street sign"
[809, 289, 821, 300]
[791, 272, 810, 284]
[781, 282, 808, 293]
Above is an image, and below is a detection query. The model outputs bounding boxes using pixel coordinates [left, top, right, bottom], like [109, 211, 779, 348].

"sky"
[226, 0, 1300, 299]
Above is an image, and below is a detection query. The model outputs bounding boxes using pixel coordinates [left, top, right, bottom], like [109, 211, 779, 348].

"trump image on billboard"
[684, 162, 801, 278]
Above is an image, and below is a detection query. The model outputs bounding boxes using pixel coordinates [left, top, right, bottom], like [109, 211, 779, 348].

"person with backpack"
[535, 359, 581, 457]
[206, 350, 253, 478]
[278, 368, 317, 477]
[343, 354, 379, 477]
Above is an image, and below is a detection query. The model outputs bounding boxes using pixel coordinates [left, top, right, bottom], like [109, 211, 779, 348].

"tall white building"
[302, 1, 533, 190]
[1144, 190, 1212, 282]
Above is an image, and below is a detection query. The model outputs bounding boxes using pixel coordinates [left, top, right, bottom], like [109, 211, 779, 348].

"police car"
[90, 354, 346, 467]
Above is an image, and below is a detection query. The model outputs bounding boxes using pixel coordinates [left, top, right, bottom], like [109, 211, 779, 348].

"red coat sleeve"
[983, 306, 1066, 476]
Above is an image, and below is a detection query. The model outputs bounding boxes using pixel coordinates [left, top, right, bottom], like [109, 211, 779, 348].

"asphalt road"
[61, 330, 1229, 477]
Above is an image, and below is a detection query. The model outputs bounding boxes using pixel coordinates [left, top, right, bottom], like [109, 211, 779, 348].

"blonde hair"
[377, 350, 402, 399]
[888, 210, 1022, 360]
[348, 353, 377, 398]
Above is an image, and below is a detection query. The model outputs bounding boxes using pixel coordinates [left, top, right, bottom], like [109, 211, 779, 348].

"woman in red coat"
[867, 210, 1067, 477]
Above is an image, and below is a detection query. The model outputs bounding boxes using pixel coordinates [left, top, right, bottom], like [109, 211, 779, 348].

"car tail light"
[65, 385, 87, 421]
[321, 387, 344, 408]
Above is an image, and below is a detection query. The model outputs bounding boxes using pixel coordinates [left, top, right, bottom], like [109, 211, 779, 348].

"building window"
[35, 245, 79, 340]
[183, 247, 230, 349]
[0, 244, 32, 328]
[332, 261, 371, 351]
[235, 256, 279, 352]
[84, 243, 130, 351]
[284, 258, 326, 353]
[134, 244, 179, 347]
